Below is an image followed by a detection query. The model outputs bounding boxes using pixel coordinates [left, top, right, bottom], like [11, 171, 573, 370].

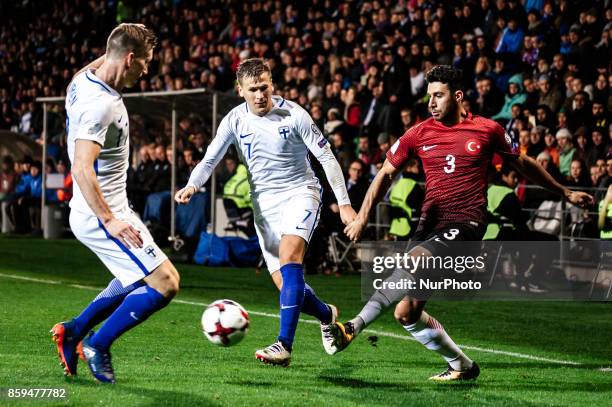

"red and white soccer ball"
[201, 299, 249, 346]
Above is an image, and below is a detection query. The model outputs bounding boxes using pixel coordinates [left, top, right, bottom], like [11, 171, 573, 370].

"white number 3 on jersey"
[444, 154, 455, 174]
[443, 228, 460, 240]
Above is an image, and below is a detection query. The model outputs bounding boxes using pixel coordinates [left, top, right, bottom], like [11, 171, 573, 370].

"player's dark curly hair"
[236, 58, 272, 84]
[425, 65, 463, 92]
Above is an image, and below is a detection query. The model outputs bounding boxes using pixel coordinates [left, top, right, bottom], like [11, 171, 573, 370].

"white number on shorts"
[443, 228, 460, 240]
[444, 154, 455, 174]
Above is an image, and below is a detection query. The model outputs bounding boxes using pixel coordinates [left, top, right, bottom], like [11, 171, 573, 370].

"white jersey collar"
[85, 69, 121, 98]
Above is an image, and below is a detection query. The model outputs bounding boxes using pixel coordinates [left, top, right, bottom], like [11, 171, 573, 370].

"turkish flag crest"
[465, 139, 482, 155]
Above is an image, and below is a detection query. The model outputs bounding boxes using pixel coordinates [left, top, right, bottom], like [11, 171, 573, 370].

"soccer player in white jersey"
[175, 58, 357, 366]
[50, 24, 180, 384]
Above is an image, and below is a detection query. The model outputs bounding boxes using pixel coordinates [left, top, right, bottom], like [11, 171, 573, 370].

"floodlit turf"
[1, 236, 611, 406]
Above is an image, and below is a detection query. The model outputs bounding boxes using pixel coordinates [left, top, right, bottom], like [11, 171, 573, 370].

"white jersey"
[66, 69, 130, 215]
[187, 96, 349, 204]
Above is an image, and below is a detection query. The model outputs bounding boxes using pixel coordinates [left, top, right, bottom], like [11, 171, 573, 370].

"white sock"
[349, 316, 365, 336]
[402, 311, 473, 371]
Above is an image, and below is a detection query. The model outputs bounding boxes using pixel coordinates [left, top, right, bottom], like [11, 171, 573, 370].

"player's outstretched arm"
[315, 150, 356, 225]
[297, 109, 356, 224]
[509, 155, 593, 208]
[344, 160, 401, 241]
[72, 140, 143, 248]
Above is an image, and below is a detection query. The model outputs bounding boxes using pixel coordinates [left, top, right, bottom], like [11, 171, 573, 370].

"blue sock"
[88, 285, 169, 351]
[73, 278, 144, 340]
[302, 284, 332, 324]
[277, 263, 305, 351]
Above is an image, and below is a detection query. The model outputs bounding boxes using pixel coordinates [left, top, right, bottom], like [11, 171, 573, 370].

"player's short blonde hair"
[236, 58, 272, 84]
[106, 23, 157, 58]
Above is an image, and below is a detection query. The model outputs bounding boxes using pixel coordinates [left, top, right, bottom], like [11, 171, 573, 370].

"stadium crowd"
[0, 0, 611, 247]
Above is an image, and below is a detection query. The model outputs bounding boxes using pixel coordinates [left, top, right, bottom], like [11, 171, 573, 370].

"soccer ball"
[201, 299, 249, 346]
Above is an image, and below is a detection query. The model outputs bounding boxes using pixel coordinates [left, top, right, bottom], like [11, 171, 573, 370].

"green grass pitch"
[1, 236, 611, 406]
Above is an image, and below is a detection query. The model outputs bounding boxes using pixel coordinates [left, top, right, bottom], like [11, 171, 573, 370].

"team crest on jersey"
[278, 126, 290, 139]
[465, 139, 482, 155]
[145, 245, 156, 258]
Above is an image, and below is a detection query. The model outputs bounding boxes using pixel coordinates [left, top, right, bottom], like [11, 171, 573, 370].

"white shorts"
[253, 186, 322, 273]
[69, 208, 168, 287]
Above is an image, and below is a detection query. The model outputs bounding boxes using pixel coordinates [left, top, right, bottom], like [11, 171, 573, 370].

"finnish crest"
[278, 126, 290, 139]
[145, 245, 156, 258]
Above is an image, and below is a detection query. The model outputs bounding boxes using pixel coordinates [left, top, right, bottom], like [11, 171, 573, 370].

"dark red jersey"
[386, 112, 518, 230]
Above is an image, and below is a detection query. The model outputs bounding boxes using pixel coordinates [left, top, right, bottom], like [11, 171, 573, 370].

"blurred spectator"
[400, 107, 415, 133]
[345, 159, 370, 212]
[518, 129, 531, 155]
[566, 91, 592, 132]
[565, 159, 591, 188]
[13, 160, 45, 234]
[0, 156, 17, 203]
[543, 129, 560, 167]
[190, 131, 207, 159]
[330, 127, 355, 171]
[342, 87, 361, 132]
[474, 76, 504, 118]
[55, 159, 73, 202]
[496, 18, 525, 54]
[356, 135, 381, 175]
[129, 146, 154, 215]
[536, 151, 563, 184]
[360, 81, 387, 138]
[376, 132, 391, 158]
[178, 148, 197, 186]
[222, 157, 254, 236]
[591, 98, 609, 130]
[537, 74, 562, 113]
[388, 158, 423, 240]
[573, 127, 589, 162]
[555, 128, 576, 177]
[492, 74, 527, 121]
[149, 144, 171, 193]
[535, 104, 555, 129]
[527, 126, 546, 158]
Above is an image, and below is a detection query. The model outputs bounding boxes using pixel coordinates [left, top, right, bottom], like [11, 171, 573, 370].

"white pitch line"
[0, 272, 587, 366]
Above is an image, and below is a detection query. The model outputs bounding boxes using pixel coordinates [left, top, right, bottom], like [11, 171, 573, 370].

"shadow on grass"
[69, 378, 223, 406]
[318, 374, 411, 390]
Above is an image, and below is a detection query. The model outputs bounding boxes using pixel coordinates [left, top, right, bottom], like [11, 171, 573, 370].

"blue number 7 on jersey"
[244, 143, 252, 159]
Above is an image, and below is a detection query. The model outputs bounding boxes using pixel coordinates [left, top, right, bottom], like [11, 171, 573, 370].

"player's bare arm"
[72, 139, 143, 248]
[598, 185, 612, 229]
[508, 155, 593, 208]
[345, 159, 402, 241]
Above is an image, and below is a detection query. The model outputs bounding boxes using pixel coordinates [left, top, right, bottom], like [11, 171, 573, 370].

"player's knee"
[394, 306, 421, 326]
[150, 263, 180, 298]
[165, 265, 180, 297]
